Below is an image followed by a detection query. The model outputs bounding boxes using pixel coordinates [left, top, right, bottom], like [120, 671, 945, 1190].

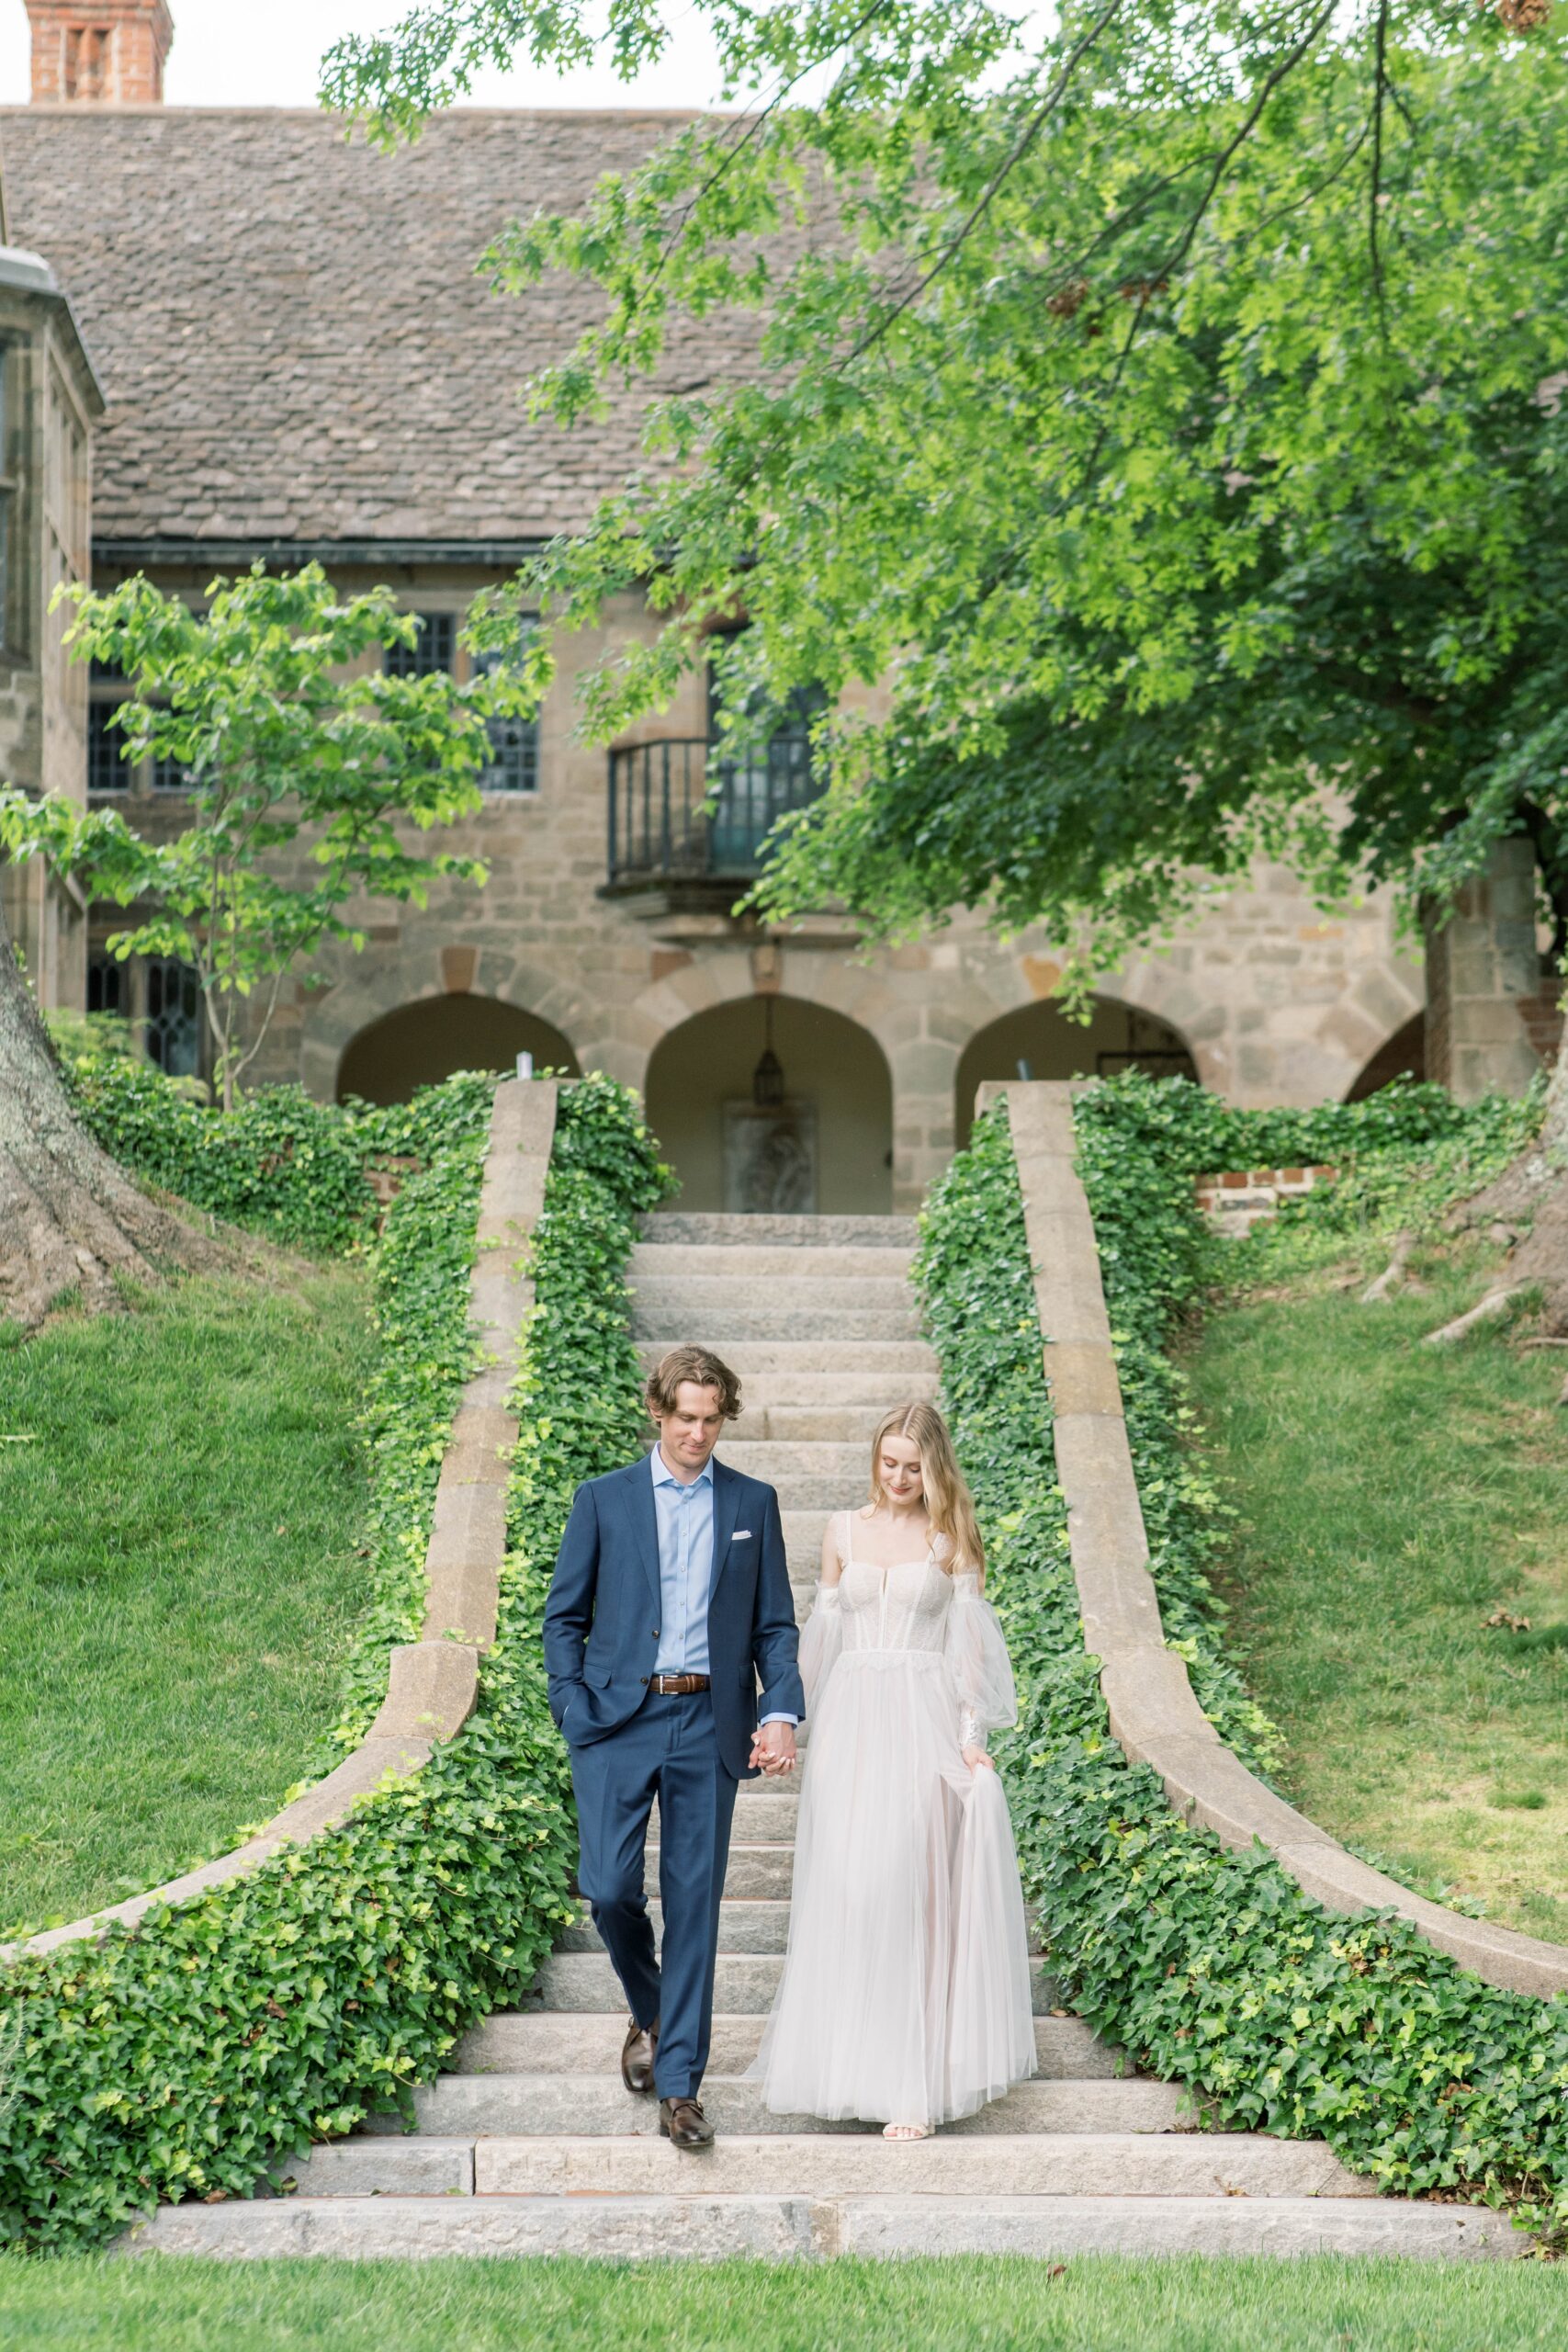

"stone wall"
[1423, 837, 1559, 1105]
[0, 250, 99, 1010]
[1194, 1164, 1337, 1238]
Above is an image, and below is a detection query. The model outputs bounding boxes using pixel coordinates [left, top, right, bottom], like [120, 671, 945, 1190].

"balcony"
[604, 730, 825, 921]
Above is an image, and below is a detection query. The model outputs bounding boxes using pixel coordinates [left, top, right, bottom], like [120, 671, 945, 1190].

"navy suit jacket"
[543, 1453, 806, 1781]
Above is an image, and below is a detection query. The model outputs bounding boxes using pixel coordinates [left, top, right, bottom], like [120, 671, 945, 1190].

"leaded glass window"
[87, 701, 130, 792]
[86, 952, 125, 1016]
[385, 611, 456, 678]
[474, 650, 539, 795]
[475, 623, 540, 795]
[143, 957, 203, 1080]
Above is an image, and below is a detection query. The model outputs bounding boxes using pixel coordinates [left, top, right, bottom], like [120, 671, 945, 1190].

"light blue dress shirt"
[650, 1447, 715, 1678]
[649, 1448, 796, 1726]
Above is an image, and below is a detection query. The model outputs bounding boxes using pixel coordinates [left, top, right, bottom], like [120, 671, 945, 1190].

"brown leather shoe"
[621, 2017, 658, 2096]
[659, 2096, 715, 2150]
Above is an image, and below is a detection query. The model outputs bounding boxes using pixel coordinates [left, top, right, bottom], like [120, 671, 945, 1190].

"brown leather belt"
[646, 1673, 711, 1694]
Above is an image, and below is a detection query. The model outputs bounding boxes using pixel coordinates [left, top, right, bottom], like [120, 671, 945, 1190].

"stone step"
[831, 2195, 1527, 2263]
[118, 2190, 1522, 2263]
[629, 1245, 915, 1283]
[645, 1842, 793, 1898]
[554, 1900, 1047, 1961]
[747, 1403, 918, 1442]
[637, 1341, 939, 1391]
[632, 1303, 921, 1346]
[557, 1900, 795, 1955]
[531, 1951, 1061, 2014]
[474, 2131, 1368, 2202]
[674, 1787, 798, 1835]
[642, 1215, 918, 1249]
[716, 1441, 869, 1484]
[121, 2188, 1523, 2264]
[410, 2074, 1181, 2141]
[745, 1475, 867, 1510]
[633, 1274, 916, 1309]
[457, 2011, 1119, 2079]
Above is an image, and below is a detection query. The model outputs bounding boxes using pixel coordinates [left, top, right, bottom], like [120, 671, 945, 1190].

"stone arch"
[336, 995, 581, 1106]
[953, 994, 1198, 1149]
[1346, 1011, 1426, 1102]
[645, 993, 894, 1215]
[296, 940, 595, 1105]
[1311, 960, 1427, 1108]
[613, 949, 905, 1082]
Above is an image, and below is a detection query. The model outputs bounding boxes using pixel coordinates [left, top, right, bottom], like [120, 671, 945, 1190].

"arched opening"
[955, 996, 1198, 1150]
[337, 995, 581, 1107]
[1346, 1011, 1426, 1102]
[646, 995, 893, 1215]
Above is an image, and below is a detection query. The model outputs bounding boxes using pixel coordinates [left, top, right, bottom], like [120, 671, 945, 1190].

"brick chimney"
[27, 0, 174, 103]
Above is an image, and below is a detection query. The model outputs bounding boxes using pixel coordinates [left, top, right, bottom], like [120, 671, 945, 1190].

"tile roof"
[0, 105, 747, 548]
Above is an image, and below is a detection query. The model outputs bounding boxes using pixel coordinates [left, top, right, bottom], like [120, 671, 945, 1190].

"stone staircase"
[125, 1215, 1521, 2262]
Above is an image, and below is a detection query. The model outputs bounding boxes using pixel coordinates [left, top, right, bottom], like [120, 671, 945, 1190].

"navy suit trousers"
[565, 1686, 738, 2100]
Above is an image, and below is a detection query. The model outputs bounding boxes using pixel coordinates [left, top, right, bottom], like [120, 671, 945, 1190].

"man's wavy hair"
[644, 1344, 743, 1423]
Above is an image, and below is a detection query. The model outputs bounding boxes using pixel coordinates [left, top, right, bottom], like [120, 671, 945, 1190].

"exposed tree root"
[1362, 1230, 1416, 1303]
[1422, 1285, 1527, 1349]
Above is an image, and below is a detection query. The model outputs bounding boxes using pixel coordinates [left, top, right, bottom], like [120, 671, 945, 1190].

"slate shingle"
[0, 105, 747, 547]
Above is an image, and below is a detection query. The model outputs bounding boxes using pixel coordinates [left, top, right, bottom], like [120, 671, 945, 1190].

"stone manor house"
[0, 0, 1561, 1214]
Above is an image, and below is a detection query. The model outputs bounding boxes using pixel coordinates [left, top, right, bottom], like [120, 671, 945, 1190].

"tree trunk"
[1450, 1019, 1568, 1334]
[0, 899, 228, 1331]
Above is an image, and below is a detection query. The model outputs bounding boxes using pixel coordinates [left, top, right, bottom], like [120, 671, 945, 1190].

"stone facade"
[1423, 837, 1561, 1105]
[82, 555, 1427, 1209]
[0, 243, 102, 1012]
[0, 78, 1557, 1204]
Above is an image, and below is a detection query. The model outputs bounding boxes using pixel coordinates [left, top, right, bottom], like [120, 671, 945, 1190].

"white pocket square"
[734, 1529, 753, 1540]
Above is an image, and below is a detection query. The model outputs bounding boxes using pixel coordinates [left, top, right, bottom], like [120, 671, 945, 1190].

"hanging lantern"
[752, 996, 785, 1107]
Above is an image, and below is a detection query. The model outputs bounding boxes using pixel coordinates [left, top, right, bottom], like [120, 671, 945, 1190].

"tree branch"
[842, 0, 1126, 367]
[1369, 0, 1393, 345]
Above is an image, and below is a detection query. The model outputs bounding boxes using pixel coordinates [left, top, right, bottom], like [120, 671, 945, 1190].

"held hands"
[962, 1745, 996, 1774]
[750, 1721, 797, 1777]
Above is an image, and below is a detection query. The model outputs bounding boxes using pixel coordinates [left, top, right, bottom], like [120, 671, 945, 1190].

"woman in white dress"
[747, 1402, 1037, 2139]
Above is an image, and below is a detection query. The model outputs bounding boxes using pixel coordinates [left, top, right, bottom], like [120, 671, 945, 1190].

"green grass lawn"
[0, 1270, 376, 1935]
[0, 2254, 1562, 2352]
[1187, 1239, 1568, 1939]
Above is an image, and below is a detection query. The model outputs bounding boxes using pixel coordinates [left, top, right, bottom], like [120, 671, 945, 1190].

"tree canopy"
[326, 1, 1568, 980]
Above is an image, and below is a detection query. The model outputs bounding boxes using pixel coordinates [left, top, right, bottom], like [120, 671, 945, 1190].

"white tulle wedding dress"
[747, 1512, 1038, 2129]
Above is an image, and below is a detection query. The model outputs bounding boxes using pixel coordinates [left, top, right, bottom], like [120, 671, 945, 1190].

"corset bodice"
[834, 1555, 955, 1655]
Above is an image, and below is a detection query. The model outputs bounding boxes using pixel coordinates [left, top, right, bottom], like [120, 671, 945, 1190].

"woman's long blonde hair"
[868, 1401, 985, 1584]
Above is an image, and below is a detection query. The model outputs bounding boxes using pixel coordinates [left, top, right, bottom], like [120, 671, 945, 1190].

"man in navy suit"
[544, 1343, 806, 2149]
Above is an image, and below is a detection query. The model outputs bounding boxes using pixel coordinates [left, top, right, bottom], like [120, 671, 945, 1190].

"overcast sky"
[0, 0, 730, 109]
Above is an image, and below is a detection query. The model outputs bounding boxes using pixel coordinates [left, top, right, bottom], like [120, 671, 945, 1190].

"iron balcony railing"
[606, 731, 822, 889]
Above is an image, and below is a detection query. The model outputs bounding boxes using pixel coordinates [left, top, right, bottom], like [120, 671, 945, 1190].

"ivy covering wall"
[918, 1079, 1568, 2240]
[0, 1067, 669, 2251]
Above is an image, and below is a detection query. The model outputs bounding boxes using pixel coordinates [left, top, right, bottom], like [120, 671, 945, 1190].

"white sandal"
[882, 2120, 934, 2141]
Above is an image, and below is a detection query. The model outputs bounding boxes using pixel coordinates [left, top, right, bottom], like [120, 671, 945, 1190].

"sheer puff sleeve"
[799, 1513, 848, 1716]
[799, 1587, 844, 1716]
[945, 1571, 1017, 1753]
